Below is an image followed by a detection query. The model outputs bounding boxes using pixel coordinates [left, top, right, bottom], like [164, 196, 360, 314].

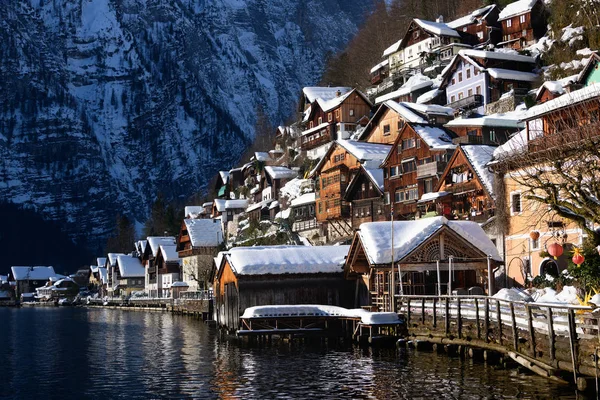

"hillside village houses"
[8, 1, 600, 317]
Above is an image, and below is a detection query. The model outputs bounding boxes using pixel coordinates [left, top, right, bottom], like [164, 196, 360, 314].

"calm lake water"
[0, 307, 587, 399]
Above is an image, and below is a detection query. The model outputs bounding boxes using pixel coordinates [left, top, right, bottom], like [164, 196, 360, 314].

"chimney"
[436, 15, 444, 23]
[336, 90, 342, 97]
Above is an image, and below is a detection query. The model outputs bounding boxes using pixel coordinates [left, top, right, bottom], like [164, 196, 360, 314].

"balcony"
[446, 94, 483, 111]
[452, 135, 483, 145]
[417, 161, 447, 179]
[443, 180, 480, 195]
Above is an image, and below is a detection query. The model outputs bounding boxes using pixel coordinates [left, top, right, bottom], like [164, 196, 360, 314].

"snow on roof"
[317, 89, 370, 112]
[338, 140, 392, 167]
[492, 128, 528, 160]
[459, 49, 537, 64]
[97, 257, 107, 269]
[171, 281, 189, 287]
[160, 245, 179, 262]
[291, 192, 316, 207]
[414, 19, 460, 38]
[416, 88, 442, 104]
[98, 267, 108, 284]
[246, 199, 274, 213]
[445, 112, 525, 129]
[264, 166, 297, 180]
[10, 266, 57, 281]
[383, 39, 402, 57]
[254, 152, 270, 162]
[185, 206, 205, 218]
[269, 201, 280, 210]
[384, 101, 427, 124]
[447, 5, 496, 29]
[364, 168, 385, 191]
[523, 83, 600, 120]
[0, 274, 7, 282]
[301, 122, 330, 136]
[90, 265, 99, 273]
[226, 245, 350, 275]
[375, 74, 433, 104]
[214, 199, 226, 212]
[402, 102, 454, 117]
[412, 124, 456, 150]
[370, 59, 389, 73]
[107, 253, 125, 266]
[358, 217, 502, 265]
[225, 199, 249, 209]
[184, 218, 223, 247]
[498, 0, 538, 21]
[218, 171, 230, 183]
[279, 178, 313, 202]
[275, 208, 291, 220]
[487, 68, 539, 82]
[303, 87, 352, 104]
[419, 191, 450, 202]
[147, 237, 176, 257]
[117, 255, 145, 278]
[202, 202, 213, 208]
[461, 145, 497, 198]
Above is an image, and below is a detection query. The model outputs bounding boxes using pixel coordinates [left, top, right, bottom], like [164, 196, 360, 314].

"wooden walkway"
[397, 295, 600, 385]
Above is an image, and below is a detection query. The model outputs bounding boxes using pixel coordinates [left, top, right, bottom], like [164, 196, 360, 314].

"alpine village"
[5, 0, 600, 390]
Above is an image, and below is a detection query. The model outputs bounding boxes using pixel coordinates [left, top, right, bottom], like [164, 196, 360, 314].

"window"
[318, 117, 322, 124]
[349, 109, 355, 117]
[397, 120, 405, 130]
[520, 14, 526, 23]
[368, 182, 373, 191]
[309, 121, 314, 129]
[361, 183, 366, 192]
[319, 202, 323, 213]
[489, 129, 497, 143]
[328, 113, 332, 122]
[458, 92, 464, 100]
[507, 19, 512, 28]
[424, 179, 433, 194]
[383, 124, 391, 135]
[416, 139, 421, 149]
[466, 69, 471, 79]
[468, 89, 473, 97]
[395, 189, 402, 203]
[476, 86, 481, 95]
[511, 192, 522, 214]
[450, 95, 456, 102]
[522, 29, 527, 37]
[452, 78, 456, 85]
[458, 72, 463, 82]
[402, 159, 417, 173]
[531, 236, 540, 250]
[474, 69, 479, 76]
[335, 109, 340, 119]
[413, 30, 420, 39]
[384, 192, 390, 204]
[390, 166, 400, 177]
[402, 138, 416, 150]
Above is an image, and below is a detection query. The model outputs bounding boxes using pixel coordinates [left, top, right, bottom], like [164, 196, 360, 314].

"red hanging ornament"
[547, 242, 564, 260]
[572, 247, 585, 266]
[529, 231, 540, 241]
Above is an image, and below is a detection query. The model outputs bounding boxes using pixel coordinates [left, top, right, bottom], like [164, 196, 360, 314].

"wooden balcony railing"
[446, 94, 483, 111]
[417, 161, 447, 179]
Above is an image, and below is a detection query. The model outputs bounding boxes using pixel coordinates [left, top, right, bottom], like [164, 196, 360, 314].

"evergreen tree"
[106, 214, 136, 254]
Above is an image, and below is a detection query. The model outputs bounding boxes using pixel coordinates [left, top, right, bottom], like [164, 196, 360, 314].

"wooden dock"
[397, 295, 600, 387]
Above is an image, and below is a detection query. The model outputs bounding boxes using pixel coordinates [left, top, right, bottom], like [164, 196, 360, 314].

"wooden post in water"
[547, 307, 555, 362]
[421, 298, 425, 323]
[475, 298, 481, 340]
[407, 298, 411, 324]
[510, 302, 518, 352]
[567, 308, 578, 384]
[526, 305, 535, 356]
[433, 297, 437, 328]
[457, 298, 462, 339]
[445, 297, 450, 335]
[496, 300, 503, 345]
[484, 297, 489, 343]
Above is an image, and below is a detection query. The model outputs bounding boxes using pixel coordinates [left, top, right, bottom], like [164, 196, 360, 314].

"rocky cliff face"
[0, 0, 372, 248]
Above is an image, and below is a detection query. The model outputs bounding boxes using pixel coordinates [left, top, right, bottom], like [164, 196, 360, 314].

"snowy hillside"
[0, 0, 372, 248]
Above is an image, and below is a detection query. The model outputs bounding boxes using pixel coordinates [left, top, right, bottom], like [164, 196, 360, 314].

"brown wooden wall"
[365, 108, 407, 145]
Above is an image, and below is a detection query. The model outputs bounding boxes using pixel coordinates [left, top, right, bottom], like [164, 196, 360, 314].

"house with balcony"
[290, 192, 317, 233]
[301, 88, 372, 160]
[343, 166, 386, 231]
[177, 218, 223, 292]
[440, 49, 538, 115]
[444, 110, 524, 145]
[381, 123, 456, 220]
[498, 0, 547, 50]
[446, 4, 501, 47]
[360, 100, 454, 145]
[311, 140, 392, 241]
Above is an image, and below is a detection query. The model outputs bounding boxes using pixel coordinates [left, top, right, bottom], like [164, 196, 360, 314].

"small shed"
[214, 245, 354, 331]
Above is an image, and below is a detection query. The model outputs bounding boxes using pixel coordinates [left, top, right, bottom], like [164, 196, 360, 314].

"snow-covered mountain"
[0, 0, 372, 248]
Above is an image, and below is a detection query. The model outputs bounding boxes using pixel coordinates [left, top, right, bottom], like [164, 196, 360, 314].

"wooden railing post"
[433, 297, 437, 328]
[457, 298, 462, 339]
[526, 305, 535, 356]
[547, 307, 555, 362]
[421, 298, 425, 324]
[510, 302, 518, 352]
[496, 300, 503, 345]
[407, 298, 411, 324]
[445, 297, 450, 336]
[484, 297, 489, 343]
[567, 308, 578, 383]
[475, 298, 481, 340]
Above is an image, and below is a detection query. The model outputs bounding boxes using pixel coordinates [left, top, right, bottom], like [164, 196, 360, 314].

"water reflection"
[0, 308, 589, 399]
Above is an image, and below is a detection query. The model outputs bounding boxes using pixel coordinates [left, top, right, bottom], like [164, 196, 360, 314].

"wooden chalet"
[312, 140, 391, 241]
[142, 237, 176, 297]
[289, 193, 317, 233]
[344, 218, 502, 311]
[153, 245, 181, 297]
[446, 4, 501, 46]
[261, 166, 297, 202]
[381, 123, 456, 219]
[177, 218, 223, 292]
[301, 88, 372, 158]
[370, 59, 389, 85]
[246, 199, 274, 222]
[444, 111, 523, 145]
[498, 0, 547, 50]
[439, 49, 538, 114]
[36, 277, 79, 300]
[343, 166, 386, 231]
[360, 101, 454, 145]
[214, 245, 354, 331]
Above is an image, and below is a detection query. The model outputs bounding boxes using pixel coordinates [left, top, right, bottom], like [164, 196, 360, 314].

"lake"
[0, 307, 585, 399]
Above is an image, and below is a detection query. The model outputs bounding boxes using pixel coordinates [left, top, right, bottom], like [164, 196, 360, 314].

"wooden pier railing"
[397, 295, 600, 382]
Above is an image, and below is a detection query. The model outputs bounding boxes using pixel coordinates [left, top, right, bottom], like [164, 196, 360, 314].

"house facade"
[498, 0, 547, 49]
[344, 167, 386, 230]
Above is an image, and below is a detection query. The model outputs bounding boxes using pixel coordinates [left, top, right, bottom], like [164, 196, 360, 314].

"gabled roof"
[375, 74, 433, 104]
[577, 51, 600, 84]
[225, 199, 249, 210]
[316, 88, 372, 113]
[147, 237, 176, 257]
[380, 123, 455, 167]
[459, 49, 537, 64]
[254, 152, 270, 162]
[498, 0, 539, 21]
[96, 257, 107, 269]
[444, 110, 526, 129]
[218, 171, 230, 183]
[344, 166, 384, 201]
[522, 82, 600, 121]
[221, 245, 350, 276]
[359, 101, 427, 142]
[413, 19, 460, 38]
[370, 59, 389, 73]
[184, 218, 223, 248]
[437, 145, 497, 199]
[11, 266, 57, 281]
[355, 217, 502, 265]
[447, 5, 496, 29]
[291, 192, 316, 207]
[383, 39, 402, 57]
[310, 140, 392, 177]
[107, 253, 125, 267]
[98, 267, 108, 284]
[160, 245, 180, 262]
[264, 166, 297, 180]
[117, 255, 145, 278]
[303, 87, 352, 104]
[184, 206, 205, 218]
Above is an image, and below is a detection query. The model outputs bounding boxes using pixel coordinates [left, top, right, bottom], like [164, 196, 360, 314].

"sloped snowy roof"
[218, 171, 230, 183]
[291, 192, 316, 207]
[98, 267, 108, 284]
[184, 218, 223, 247]
[317, 89, 371, 112]
[338, 140, 392, 165]
[445, 112, 525, 129]
[160, 245, 179, 262]
[279, 178, 312, 202]
[264, 166, 297, 180]
[461, 145, 497, 198]
[225, 245, 350, 276]
[147, 237, 176, 257]
[225, 199, 249, 209]
[419, 191, 450, 202]
[269, 201, 280, 210]
[11, 266, 57, 281]
[301, 122, 330, 137]
[412, 124, 456, 150]
[184, 206, 205, 219]
[536, 81, 566, 98]
[487, 68, 539, 82]
[402, 102, 454, 117]
[90, 265, 99, 273]
[492, 128, 529, 160]
[370, 59, 389, 73]
[303, 87, 352, 104]
[97, 257, 107, 269]
[384, 101, 427, 124]
[357, 217, 502, 265]
[447, 5, 496, 29]
[522, 83, 600, 120]
[214, 199, 226, 212]
[383, 39, 402, 57]
[203, 202, 213, 208]
[107, 253, 125, 267]
[171, 281, 189, 287]
[364, 168, 385, 191]
[414, 19, 460, 38]
[460, 49, 537, 64]
[498, 0, 538, 21]
[254, 152, 270, 162]
[375, 75, 433, 104]
[416, 89, 443, 104]
[117, 256, 145, 278]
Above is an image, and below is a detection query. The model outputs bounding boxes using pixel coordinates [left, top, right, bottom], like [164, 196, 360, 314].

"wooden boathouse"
[214, 245, 355, 331]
